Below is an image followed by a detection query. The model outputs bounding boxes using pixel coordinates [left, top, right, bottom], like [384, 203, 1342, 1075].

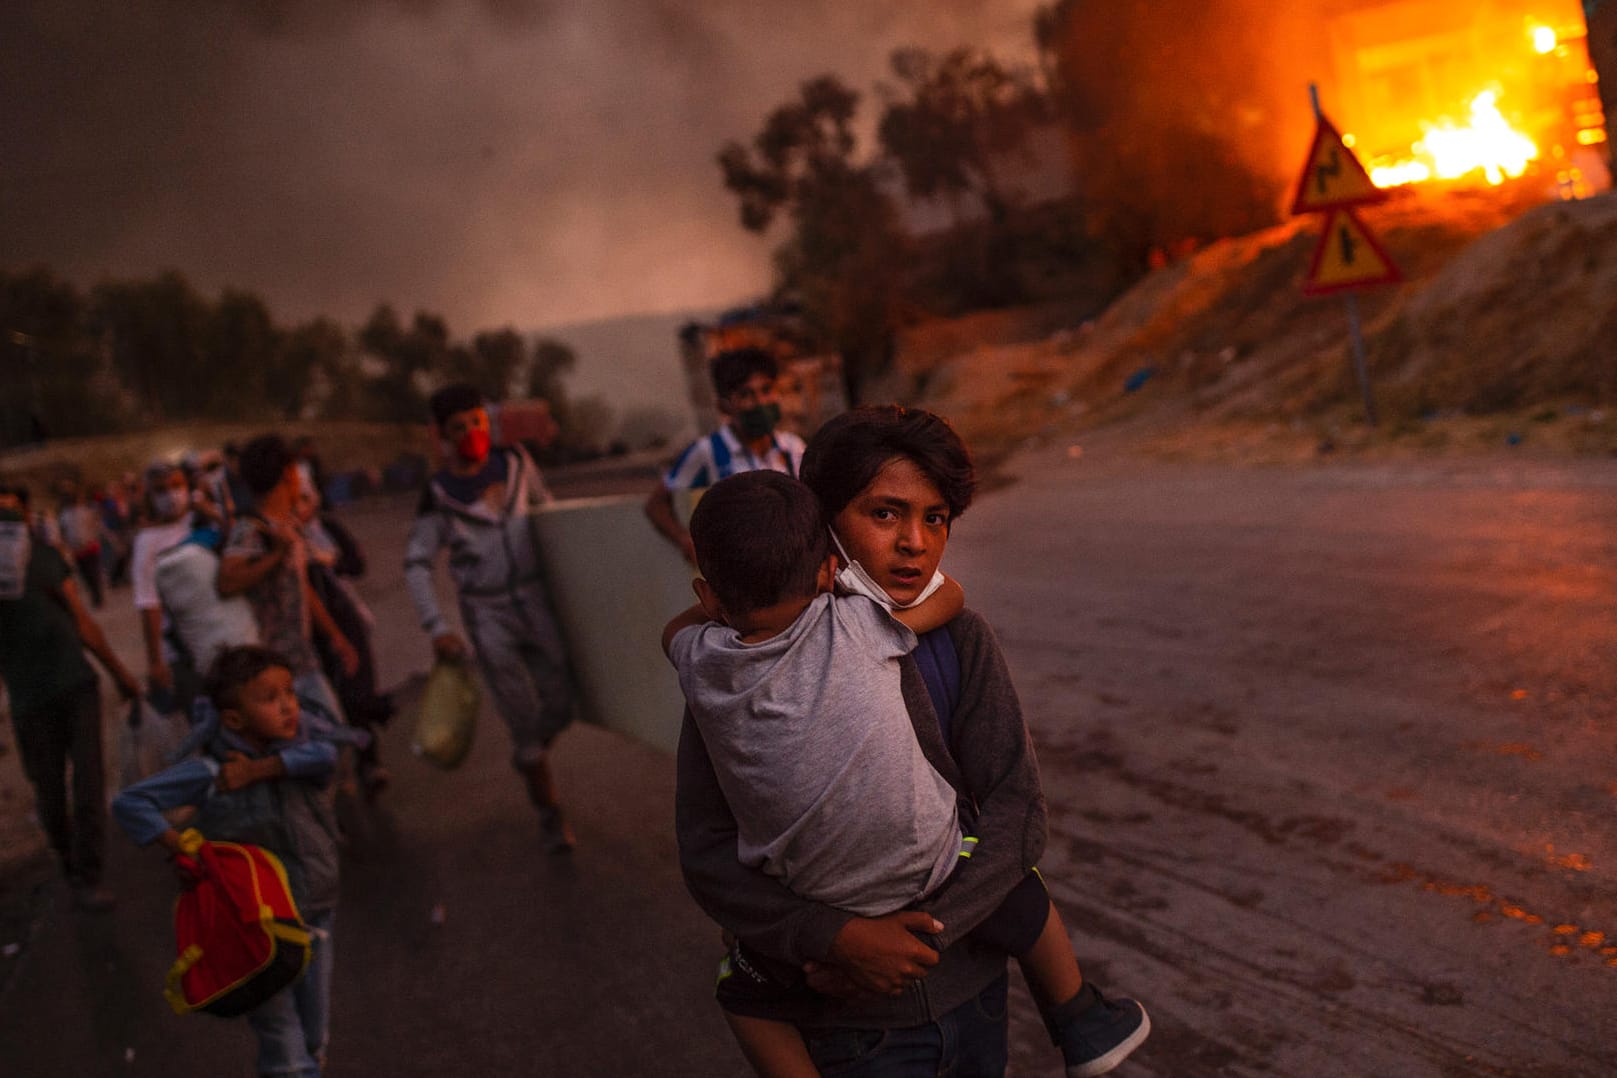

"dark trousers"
[802, 973, 1010, 1077]
[73, 549, 104, 608]
[11, 681, 106, 885]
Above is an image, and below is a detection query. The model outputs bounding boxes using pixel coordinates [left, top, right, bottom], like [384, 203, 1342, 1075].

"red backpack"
[164, 830, 312, 1017]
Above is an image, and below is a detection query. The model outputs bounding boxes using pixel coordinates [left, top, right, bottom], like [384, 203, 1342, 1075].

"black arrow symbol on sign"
[1316, 148, 1342, 194]
[1338, 222, 1357, 265]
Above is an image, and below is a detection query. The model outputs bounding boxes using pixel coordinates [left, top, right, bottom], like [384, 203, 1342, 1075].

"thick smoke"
[1049, 0, 1330, 244]
[0, 0, 1043, 331]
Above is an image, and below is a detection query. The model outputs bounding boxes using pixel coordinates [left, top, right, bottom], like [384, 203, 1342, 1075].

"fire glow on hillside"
[1329, 1, 1607, 196]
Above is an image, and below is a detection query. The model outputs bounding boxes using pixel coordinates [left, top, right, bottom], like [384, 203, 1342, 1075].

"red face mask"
[456, 428, 491, 463]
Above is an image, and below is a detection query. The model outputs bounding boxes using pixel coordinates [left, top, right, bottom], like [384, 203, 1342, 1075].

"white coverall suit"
[403, 446, 573, 768]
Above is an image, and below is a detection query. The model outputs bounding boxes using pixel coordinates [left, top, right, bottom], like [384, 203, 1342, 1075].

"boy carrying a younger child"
[664, 471, 1148, 1077]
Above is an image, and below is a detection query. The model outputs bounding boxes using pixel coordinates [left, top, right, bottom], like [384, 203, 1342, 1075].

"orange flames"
[1364, 89, 1541, 188]
[1330, 3, 1607, 197]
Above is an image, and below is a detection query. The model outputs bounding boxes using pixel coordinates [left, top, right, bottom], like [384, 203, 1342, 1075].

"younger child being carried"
[113, 645, 359, 1078]
[663, 471, 1148, 1078]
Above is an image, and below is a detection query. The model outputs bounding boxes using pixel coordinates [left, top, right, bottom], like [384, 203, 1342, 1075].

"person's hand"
[820, 912, 944, 996]
[263, 519, 299, 552]
[190, 490, 224, 526]
[216, 751, 260, 792]
[332, 635, 361, 677]
[161, 829, 205, 885]
[148, 658, 174, 694]
[432, 633, 469, 662]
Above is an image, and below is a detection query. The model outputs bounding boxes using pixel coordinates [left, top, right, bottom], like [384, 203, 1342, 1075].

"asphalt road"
[958, 447, 1617, 1077]
[3, 447, 1616, 1076]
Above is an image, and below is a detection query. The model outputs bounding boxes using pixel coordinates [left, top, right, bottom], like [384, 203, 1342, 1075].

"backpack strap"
[709, 430, 734, 480]
[912, 625, 962, 754]
[772, 435, 796, 478]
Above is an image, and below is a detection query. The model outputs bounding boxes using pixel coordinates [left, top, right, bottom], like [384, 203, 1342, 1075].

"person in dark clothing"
[298, 480, 394, 795]
[675, 408, 1148, 1077]
[0, 484, 141, 911]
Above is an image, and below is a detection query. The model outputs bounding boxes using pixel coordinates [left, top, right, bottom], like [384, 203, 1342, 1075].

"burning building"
[1322, 0, 1608, 195]
[1042, 0, 1610, 265]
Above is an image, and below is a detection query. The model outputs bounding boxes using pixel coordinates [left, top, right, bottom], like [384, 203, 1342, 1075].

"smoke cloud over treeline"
[1, 0, 1042, 329]
[1045, 0, 1326, 247]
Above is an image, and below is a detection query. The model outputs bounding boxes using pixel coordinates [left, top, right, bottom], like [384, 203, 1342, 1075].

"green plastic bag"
[411, 659, 481, 769]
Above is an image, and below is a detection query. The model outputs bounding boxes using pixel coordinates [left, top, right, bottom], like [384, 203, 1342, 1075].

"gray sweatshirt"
[675, 607, 1048, 1031]
[403, 446, 554, 637]
[672, 593, 960, 917]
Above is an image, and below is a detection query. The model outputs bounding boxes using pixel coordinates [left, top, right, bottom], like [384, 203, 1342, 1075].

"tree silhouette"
[280, 317, 350, 420]
[1, 267, 115, 443]
[877, 46, 1049, 224]
[204, 290, 283, 418]
[717, 75, 907, 404]
[466, 327, 526, 400]
[89, 271, 213, 421]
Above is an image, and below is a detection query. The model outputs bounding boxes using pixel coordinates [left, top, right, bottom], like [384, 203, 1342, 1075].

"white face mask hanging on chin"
[828, 529, 946, 611]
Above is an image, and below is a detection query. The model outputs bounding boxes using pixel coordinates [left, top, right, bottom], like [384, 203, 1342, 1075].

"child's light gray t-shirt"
[670, 592, 961, 916]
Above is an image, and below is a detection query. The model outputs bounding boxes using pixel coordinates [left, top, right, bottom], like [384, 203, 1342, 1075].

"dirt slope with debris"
[914, 186, 1617, 456]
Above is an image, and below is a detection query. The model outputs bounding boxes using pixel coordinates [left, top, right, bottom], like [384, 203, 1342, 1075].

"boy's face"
[441, 406, 492, 464]
[718, 372, 777, 418]
[222, 666, 301, 746]
[831, 456, 950, 607]
[151, 469, 191, 521]
[277, 461, 305, 502]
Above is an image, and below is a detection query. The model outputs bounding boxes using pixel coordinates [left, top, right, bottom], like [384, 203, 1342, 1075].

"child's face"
[718, 372, 777, 417]
[223, 666, 300, 746]
[441, 406, 492, 464]
[831, 456, 950, 607]
[151, 470, 191, 521]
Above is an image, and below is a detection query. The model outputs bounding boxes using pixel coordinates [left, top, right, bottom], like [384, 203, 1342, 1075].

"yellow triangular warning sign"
[1290, 116, 1387, 215]
[1303, 209, 1402, 296]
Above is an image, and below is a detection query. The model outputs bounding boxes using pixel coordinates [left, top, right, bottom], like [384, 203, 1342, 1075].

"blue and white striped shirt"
[662, 425, 806, 491]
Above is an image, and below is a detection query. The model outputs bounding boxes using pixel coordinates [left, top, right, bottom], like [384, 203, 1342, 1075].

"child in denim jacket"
[114, 645, 366, 1078]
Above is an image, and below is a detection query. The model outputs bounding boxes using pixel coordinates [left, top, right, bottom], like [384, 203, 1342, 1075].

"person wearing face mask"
[676, 407, 1149, 1078]
[152, 464, 259, 689]
[403, 383, 578, 852]
[644, 347, 807, 564]
[129, 461, 200, 711]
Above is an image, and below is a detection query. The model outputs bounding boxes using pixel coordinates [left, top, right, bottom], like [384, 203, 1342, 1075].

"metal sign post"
[1293, 84, 1402, 428]
[1343, 293, 1379, 428]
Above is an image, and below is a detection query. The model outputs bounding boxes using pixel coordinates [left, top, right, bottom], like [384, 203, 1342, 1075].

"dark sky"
[1, 0, 1042, 333]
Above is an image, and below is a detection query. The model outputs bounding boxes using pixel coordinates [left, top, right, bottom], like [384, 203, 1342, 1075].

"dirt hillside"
[911, 185, 1617, 459]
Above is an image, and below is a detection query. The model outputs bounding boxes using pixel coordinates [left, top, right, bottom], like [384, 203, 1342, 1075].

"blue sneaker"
[1054, 984, 1150, 1077]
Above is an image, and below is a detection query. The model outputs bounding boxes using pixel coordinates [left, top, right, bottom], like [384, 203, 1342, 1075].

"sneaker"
[537, 805, 576, 854]
[71, 884, 117, 913]
[1055, 984, 1150, 1078]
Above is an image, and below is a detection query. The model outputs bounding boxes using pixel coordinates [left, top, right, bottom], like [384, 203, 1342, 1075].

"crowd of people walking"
[1, 358, 1152, 1077]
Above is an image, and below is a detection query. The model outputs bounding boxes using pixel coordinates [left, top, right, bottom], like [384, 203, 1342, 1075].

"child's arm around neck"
[889, 574, 963, 634]
[663, 603, 711, 659]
